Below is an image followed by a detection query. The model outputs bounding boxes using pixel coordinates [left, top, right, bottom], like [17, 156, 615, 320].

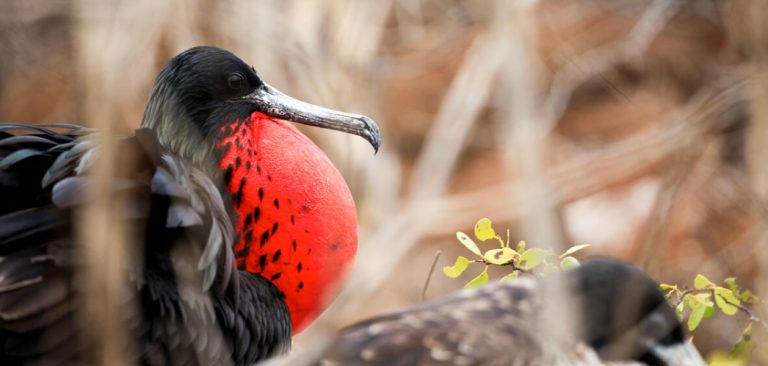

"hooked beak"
[244, 83, 381, 153]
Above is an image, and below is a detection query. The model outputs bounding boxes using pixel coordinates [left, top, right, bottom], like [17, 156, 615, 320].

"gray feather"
[0, 135, 57, 147]
[51, 177, 86, 208]
[0, 149, 43, 169]
[42, 140, 93, 188]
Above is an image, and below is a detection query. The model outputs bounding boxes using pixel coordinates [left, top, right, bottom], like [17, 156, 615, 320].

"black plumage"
[316, 259, 704, 366]
[0, 124, 291, 365]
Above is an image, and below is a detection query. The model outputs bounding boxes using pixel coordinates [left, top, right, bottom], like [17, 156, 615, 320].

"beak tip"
[359, 115, 382, 154]
[371, 135, 381, 154]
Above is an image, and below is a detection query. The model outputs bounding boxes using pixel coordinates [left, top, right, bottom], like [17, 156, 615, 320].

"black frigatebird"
[0, 46, 380, 365]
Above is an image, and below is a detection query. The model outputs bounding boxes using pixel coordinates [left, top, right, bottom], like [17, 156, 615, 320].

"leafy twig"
[443, 218, 590, 288]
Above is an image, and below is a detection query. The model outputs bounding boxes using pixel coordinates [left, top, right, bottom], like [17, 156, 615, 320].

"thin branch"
[421, 251, 441, 302]
[473, 258, 535, 275]
[497, 261, 535, 275]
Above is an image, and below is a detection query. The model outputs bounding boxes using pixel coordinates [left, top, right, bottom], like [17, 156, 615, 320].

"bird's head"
[141, 46, 380, 334]
[561, 259, 705, 366]
[142, 46, 379, 163]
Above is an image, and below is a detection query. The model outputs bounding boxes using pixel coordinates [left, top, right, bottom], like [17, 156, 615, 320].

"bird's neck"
[140, 83, 222, 169]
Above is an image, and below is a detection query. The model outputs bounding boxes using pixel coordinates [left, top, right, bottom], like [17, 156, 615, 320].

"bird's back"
[318, 278, 597, 366]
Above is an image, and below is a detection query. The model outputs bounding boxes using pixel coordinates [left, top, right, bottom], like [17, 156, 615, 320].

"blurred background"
[1, 0, 767, 362]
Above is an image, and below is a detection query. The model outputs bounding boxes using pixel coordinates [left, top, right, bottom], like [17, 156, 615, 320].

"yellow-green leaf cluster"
[660, 273, 762, 365]
[443, 218, 591, 288]
[662, 274, 748, 332]
[724, 277, 761, 305]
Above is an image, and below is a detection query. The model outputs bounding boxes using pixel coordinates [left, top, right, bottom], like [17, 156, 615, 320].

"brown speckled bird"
[316, 259, 705, 366]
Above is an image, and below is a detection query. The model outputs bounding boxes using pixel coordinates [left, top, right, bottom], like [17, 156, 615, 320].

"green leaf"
[715, 294, 739, 316]
[688, 300, 707, 331]
[515, 241, 526, 253]
[693, 293, 714, 306]
[734, 323, 755, 356]
[704, 303, 715, 319]
[559, 244, 591, 258]
[474, 218, 496, 241]
[694, 274, 714, 290]
[675, 301, 685, 321]
[716, 287, 741, 305]
[737, 290, 760, 304]
[724, 277, 738, 292]
[464, 267, 489, 289]
[559, 256, 580, 270]
[707, 351, 749, 366]
[714, 287, 740, 316]
[500, 271, 518, 282]
[456, 232, 482, 257]
[443, 256, 471, 278]
[484, 247, 515, 265]
[520, 248, 550, 270]
[685, 293, 713, 331]
[659, 283, 676, 290]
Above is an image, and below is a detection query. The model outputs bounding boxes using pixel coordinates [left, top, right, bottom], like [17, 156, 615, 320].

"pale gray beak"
[244, 83, 381, 153]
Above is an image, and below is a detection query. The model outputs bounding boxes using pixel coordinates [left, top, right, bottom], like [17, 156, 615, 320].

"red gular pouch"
[218, 112, 357, 333]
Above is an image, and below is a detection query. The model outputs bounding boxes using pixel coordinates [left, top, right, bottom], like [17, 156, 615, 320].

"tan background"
[1, 0, 766, 362]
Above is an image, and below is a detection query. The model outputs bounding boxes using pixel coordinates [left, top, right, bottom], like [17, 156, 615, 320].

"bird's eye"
[228, 73, 245, 90]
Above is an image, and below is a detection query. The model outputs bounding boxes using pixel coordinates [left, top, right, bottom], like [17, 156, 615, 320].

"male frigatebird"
[0, 46, 380, 365]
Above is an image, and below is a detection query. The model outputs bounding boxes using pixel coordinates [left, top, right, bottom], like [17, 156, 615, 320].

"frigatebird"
[0, 46, 380, 365]
[317, 259, 705, 366]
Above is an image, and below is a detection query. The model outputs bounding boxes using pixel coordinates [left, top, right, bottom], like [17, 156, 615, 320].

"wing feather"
[0, 124, 262, 365]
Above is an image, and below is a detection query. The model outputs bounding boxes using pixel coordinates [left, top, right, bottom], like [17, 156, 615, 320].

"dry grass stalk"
[75, 0, 135, 363]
